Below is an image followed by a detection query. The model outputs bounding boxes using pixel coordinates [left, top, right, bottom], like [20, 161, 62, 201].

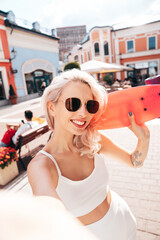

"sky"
[1, 0, 160, 32]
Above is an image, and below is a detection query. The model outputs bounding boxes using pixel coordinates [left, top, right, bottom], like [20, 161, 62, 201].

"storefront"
[25, 70, 52, 95]
[127, 60, 158, 84]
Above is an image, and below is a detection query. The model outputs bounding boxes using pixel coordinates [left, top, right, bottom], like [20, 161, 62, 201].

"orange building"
[114, 20, 160, 82]
[69, 26, 113, 64]
[0, 10, 16, 106]
[69, 20, 160, 83]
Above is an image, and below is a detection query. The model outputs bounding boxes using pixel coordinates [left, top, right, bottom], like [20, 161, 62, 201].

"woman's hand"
[128, 112, 150, 167]
[128, 112, 150, 142]
[99, 112, 150, 168]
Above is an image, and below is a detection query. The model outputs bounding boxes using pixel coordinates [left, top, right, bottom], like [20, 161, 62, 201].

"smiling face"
[52, 81, 96, 136]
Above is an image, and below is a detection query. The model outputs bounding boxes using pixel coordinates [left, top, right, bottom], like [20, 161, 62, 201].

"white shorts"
[85, 190, 137, 240]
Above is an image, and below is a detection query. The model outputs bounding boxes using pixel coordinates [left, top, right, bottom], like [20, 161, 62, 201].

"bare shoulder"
[27, 152, 59, 195]
[28, 152, 52, 170]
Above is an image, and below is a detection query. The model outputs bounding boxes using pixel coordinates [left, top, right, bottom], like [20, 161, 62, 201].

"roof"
[89, 25, 113, 32]
[0, 10, 7, 17]
[56, 25, 86, 30]
[81, 25, 113, 45]
[81, 33, 90, 44]
[113, 19, 160, 32]
[5, 19, 59, 41]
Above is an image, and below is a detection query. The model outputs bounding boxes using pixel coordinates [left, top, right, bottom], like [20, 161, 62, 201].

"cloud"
[1, 0, 159, 32]
[146, 0, 160, 15]
[40, 0, 159, 31]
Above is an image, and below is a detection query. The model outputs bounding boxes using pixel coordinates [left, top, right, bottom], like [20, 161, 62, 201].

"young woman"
[28, 69, 150, 240]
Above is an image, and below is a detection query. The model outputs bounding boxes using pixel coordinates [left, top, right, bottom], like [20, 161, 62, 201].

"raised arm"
[99, 112, 150, 168]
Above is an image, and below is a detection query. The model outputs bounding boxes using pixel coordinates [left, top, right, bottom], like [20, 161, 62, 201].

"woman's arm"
[27, 155, 61, 200]
[99, 112, 150, 168]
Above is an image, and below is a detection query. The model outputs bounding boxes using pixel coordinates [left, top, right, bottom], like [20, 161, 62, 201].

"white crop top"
[39, 150, 109, 217]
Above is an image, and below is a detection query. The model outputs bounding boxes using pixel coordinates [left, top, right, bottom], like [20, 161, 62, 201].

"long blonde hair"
[42, 69, 107, 157]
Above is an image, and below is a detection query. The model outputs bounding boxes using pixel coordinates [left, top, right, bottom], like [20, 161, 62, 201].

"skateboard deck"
[96, 84, 160, 130]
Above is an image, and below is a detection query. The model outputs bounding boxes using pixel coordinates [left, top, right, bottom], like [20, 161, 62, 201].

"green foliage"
[64, 62, 81, 71]
[103, 74, 114, 86]
[9, 84, 16, 98]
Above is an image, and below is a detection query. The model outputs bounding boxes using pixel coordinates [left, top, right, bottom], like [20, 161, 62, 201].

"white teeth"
[72, 120, 85, 126]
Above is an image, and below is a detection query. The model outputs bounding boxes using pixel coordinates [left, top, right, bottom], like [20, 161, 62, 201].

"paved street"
[102, 121, 160, 240]
[0, 99, 160, 240]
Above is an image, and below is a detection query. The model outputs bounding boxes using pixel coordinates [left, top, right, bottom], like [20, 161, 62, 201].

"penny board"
[96, 85, 160, 129]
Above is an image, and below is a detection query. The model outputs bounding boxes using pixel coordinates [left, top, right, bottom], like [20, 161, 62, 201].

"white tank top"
[39, 150, 109, 217]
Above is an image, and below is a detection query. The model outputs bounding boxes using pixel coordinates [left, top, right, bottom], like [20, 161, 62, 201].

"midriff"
[77, 189, 111, 225]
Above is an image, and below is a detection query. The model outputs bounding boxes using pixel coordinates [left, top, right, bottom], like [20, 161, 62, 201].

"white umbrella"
[80, 60, 132, 73]
[111, 63, 133, 71]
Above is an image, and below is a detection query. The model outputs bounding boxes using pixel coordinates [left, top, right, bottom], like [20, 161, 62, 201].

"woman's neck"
[49, 129, 77, 154]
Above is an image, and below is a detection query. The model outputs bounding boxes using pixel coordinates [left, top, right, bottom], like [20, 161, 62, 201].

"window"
[0, 72, 6, 100]
[81, 55, 83, 63]
[149, 61, 158, 76]
[149, 36, 156, 50]
[74, 55, 78, 62]
[104, 41, 109, 55]
[0, 37, 4, 59]
[127, 64, 135, 79]
[127, 40, 134, 53]
[88, 52, 90, 60]
[34, 70, 44, 77]
[94, 42, 100, 56]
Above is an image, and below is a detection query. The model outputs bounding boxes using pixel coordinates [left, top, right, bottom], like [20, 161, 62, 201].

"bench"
[15, 122, 50, 170]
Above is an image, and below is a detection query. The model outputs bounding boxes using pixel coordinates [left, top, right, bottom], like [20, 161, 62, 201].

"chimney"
[32, 21, 40, 32]
[6, 11, 16, 24]
[51, 28, 57, 37]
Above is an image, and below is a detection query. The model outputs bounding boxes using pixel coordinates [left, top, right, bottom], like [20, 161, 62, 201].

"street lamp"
[9, 48, 17, 62]
[9, 48, 18, 74]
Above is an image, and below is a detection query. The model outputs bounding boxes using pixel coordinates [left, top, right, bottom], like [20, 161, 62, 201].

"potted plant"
[103, 74, 115, 92]
[9, 84, 17, 104]
[103, 74, 114, 86]
[64, 62, 81, 71]
[0, 147, 19, 185]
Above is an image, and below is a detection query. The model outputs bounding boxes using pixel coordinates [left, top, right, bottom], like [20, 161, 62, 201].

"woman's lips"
[71, 120, 86, 128]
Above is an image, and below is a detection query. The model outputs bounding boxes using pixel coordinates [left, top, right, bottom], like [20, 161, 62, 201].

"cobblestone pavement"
[1, 100, 160, 240]
[102, 120, 160, 240]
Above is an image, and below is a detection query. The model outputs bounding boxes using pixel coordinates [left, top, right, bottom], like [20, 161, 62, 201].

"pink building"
[69, 20, 160, 82]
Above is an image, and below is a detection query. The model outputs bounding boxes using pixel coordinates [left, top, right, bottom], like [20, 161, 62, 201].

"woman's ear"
[47, 101, 56, 116]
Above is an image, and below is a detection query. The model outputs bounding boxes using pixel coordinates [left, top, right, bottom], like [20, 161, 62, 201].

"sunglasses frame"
[64, 97, 99, 114]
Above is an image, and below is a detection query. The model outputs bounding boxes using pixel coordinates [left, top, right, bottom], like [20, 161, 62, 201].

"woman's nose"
[77, 104, 87, 116]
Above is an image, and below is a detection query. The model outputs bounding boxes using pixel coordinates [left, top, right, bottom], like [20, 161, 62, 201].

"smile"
[71, 120, 86, 128]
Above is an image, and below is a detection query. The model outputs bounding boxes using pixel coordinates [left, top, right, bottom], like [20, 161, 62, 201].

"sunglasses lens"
[87, 100, 99, 114]
[65, 98, 81, 112]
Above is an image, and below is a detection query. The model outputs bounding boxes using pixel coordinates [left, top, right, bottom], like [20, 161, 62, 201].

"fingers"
[128, 112, 139, 134]
[128, 111, 150, 140]
[128, 112, 136, 127]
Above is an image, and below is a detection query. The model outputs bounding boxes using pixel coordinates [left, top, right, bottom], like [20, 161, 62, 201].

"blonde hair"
[42, 69, 107, 157]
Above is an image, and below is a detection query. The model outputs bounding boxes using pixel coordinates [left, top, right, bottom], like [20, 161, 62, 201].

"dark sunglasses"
[65, 98, 99, 114]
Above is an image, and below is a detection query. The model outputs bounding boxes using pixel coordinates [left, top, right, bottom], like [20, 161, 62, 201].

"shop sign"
[149, 61, 158, 67]
[135, 62, 148, 69]
[11, 69, 18, 74]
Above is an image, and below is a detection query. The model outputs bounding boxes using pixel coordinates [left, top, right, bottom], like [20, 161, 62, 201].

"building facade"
[0, 10, 16, 106]
[69, 21, 160, 82]
[114, 21, 160, 82]
[69, 26, 114, 63]
[0, 10, 60, 106]
[56, 25, 86, 63]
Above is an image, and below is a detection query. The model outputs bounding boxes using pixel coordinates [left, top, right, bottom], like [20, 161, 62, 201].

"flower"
[0, 147, 18, 169]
